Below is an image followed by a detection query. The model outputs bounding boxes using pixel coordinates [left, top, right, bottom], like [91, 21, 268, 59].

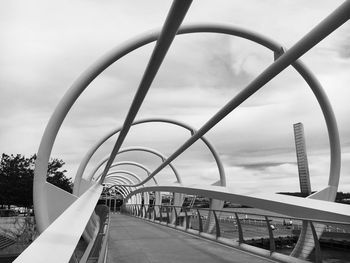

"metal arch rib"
[104, 170, 144, 186]
[99, 0, 193, 182]
[104, 182, 130, 198]
[108, 161, 158, 184]
[34, 3, 349, 231]
[74, 118, 225, 195]
[86, 146, 180, 185]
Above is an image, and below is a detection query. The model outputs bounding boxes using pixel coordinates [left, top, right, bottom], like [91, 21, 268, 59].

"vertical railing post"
[159, 205, 163, 222]
[143, 205, 147, 219]
[265, 216, 276, 253]
[174, 206, 178, 226]
[114, 196, 116, 213]
[212, 210, 221, 238]
[235, 213, 244, 244]
[184, 209, 189, 229]
[310, 221, 322, 263]
[153, 207, 156, 221]
[197, 209, 203, 233]
[166, 206, 170, 224]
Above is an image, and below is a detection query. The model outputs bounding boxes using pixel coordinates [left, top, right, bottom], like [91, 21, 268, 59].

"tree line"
[0, 153, 73, 209]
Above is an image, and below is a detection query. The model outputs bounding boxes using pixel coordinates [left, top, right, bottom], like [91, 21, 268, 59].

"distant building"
[293, 123, 311, 195]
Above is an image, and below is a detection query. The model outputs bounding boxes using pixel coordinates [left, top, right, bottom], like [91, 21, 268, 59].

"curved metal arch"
[104, 182, 130, 197]
[104, 170, 144, 186]
[105, 186, 130, 199]
[103, 182, 129, 198]
[107, 161, 158, 185]
[34, 23, 340, 233]
[74, 118, 226, 194]
[104, 176, 141, 204]
[105, 180, 149, 208]
[125, 185, 350, 223]
[104, 173, 138, 193]
[104, 177, 134, 198]
[86, 146, 180, 186]
[104, 160, 158, 186]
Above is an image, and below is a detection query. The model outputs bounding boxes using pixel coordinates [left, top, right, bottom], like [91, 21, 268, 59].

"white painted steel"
[104, 176, 138, 203]
[126, 185, 350, 223]
[74, 118, 225, 194]
[14, 183, 103, 263]
[35, 19, 347, 232]
[86, 146, 180, 184]
[104, 177, 134, 196]
[100, 0, 193, 182]
[29, 1, 349, 261]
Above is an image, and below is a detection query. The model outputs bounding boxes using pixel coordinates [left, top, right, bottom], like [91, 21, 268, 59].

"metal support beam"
[100, 0, 192, 182]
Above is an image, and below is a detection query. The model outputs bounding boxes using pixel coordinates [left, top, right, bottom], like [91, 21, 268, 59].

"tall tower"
[293, 123, 311, 195]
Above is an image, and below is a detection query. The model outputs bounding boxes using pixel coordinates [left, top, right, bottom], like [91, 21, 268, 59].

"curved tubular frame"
[104, 173, 150, 206]
[86, 146, 180, 186]
[104, 182, 129, 198]
[104, 176, 135, 196]
[99, 0, 193, 182]
[34, 23, 341, 232]
[110, 161, 151, 176]
[104, 182, 130, 197]
[74, 118, 225, 194]
[105, 170, 144, 187]
[104, 176, 141, 204]
[97, 162, 155, 183]
[126, 185, 350, 223]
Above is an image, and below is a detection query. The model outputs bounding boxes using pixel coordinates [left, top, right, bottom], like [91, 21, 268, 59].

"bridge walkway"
[107, 213, 278, 263]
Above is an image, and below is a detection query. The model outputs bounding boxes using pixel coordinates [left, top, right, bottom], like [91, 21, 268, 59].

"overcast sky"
[1, 0, 350, 195]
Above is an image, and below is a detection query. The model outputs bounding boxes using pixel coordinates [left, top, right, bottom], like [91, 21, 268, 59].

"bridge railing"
[122, 203, 350, 263]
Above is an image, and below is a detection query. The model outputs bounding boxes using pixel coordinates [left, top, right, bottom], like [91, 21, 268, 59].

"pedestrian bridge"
[107, 213, 279, 263]
[13, 1, 350, 262]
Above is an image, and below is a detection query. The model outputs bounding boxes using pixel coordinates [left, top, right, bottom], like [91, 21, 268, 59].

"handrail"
[129, 203, 350, 227]
[14, 183, 103, 263]
[124, 203, 349, 262]
[124, 185, 350, 223]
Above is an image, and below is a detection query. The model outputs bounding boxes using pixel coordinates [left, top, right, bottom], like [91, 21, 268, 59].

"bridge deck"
[107, 213, 277, 263]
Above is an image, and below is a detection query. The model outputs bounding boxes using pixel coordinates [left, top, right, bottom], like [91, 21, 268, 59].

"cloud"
[235, 161, 296, 171]
[1, 0, 349, 197]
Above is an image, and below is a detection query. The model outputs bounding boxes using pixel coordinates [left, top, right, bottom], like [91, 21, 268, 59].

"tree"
[0, 154, 33, 209]
[0, 153, 73, 209]
[46, 157, 72, 193]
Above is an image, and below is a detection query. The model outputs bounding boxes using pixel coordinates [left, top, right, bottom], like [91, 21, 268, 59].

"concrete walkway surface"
[107, 213, 277, 263]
